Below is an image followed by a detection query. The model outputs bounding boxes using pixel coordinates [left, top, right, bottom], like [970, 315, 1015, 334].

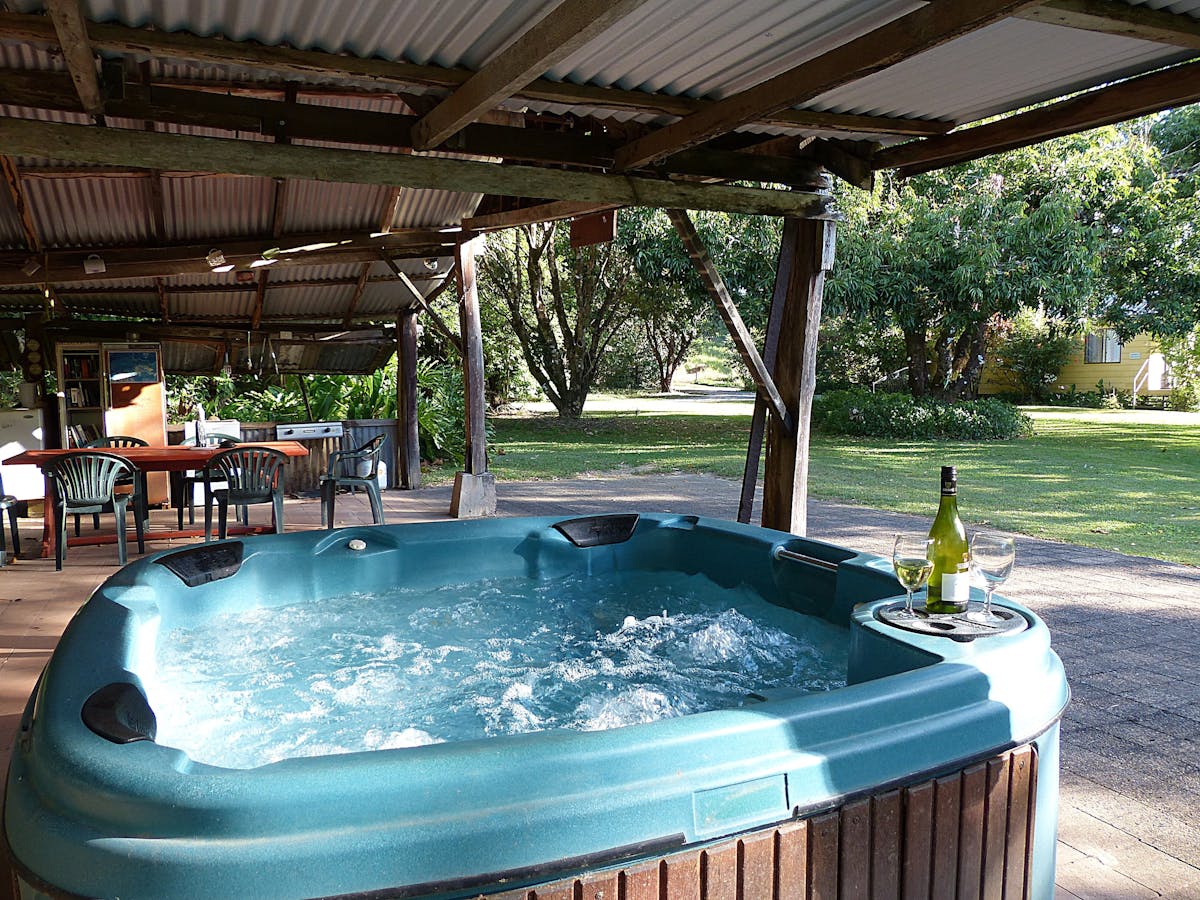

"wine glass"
[968, 532, 1016, 623]
[892, 535, 934, 619]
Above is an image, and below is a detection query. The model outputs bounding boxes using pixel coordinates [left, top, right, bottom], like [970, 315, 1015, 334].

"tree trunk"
[904, 329, 930, 397]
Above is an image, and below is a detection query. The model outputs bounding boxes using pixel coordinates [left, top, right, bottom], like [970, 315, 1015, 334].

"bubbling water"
[148, 571, 847, 769]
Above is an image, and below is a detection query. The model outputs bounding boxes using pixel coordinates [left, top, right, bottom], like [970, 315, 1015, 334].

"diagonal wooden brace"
[667, 208, 794, 436]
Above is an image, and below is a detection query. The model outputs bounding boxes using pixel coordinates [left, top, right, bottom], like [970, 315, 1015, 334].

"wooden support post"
[738, 217, 800, 524]
[396, 309, 421, 490]
[450, 233, 495, 517]
[761, 218, 836, 536]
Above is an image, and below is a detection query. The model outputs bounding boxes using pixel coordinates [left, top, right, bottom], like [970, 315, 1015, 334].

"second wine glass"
[968, 532, 1016, 623]
[892, 535, 934, 619]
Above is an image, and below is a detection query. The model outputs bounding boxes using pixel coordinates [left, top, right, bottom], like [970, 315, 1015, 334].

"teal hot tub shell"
[3, 514, 1068, 899]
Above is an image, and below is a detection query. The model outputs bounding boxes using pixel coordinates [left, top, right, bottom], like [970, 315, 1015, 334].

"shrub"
[816, 316, 907, 393]
[812, 389, 1032, 440]
[1169, 383, 1200, 411]
[986, 312, 1077, 402]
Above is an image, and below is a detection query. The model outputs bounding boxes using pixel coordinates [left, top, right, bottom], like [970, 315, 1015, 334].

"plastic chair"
[320, 435, 386, 529]
[202, 446, 287, 541]
[173, 434, 241, 529]
[80, 436, 149, 535]
[0, 468, 21, 566]
[46, 451, 145, 571]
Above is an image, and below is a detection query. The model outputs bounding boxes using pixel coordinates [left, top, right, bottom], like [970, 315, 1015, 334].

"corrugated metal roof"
[59, 290, 159, 316]
[23, 174, 157, 247]
[810, 18, 1192, 123]
[170, 289, 256, 320]
[281, 179, 393, 234]
[262, 282, 355, 320]
[162, 174, 276, 242]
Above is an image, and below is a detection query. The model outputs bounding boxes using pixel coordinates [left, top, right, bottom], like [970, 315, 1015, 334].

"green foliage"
[812, 389, 1032, 440]
[415, 359, 469, 465]
[1169, 384, 1200, 412]
[595, 318, 661, 391]
[986, 310, 1078, 401]
[816, 315, 908, 392]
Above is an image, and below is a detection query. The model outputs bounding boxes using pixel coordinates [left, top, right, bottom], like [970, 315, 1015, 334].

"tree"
[621, 209, 781, 392]
[479, 222, 635, 418]
[829, 142, 1113, 399]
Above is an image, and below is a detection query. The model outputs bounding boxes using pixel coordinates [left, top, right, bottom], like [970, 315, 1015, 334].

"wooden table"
[8, 442, 309, 560]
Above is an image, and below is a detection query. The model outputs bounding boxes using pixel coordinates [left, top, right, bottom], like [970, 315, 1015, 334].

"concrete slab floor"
[2, 474, 1198, 899]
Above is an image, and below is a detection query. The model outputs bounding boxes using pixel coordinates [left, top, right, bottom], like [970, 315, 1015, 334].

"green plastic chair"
[0, 468, 21, 566]
[80, 436, 149, 534]
[202, 446, 287, 541]
[46, 451, 145, 571]
[320, 435, 386, 529]
[174, 433, 241, 529]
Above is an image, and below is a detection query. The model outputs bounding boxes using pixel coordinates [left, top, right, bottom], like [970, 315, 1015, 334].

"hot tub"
[4, 514, 1068, 899]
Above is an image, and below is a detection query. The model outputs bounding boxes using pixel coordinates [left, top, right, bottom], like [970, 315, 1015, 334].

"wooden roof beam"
[0, 229, 458, 287]
[380, 254, 462, 354]
[0, 12, 949, 138]
[613, 0, 1042, 170]
[412, 0, 651, 149]
[0, 117, 833, 220]
[873, 58, 1200, 176]
[1017, 0, 1200, 51]
[0, 72, 853, 187]
[44, 0, 104, 117]
[463, 200, 619, 232]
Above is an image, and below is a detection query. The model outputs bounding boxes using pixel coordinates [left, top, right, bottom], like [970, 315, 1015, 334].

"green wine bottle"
[926, 465, 970, 614]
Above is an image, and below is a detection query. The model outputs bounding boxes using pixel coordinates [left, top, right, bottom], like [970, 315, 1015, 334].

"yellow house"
[980, 330, 1172, 401]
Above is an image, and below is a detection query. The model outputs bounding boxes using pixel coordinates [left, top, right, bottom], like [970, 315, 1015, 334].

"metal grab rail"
[871, 366, 909, 393]
[772, 545, 841, 572]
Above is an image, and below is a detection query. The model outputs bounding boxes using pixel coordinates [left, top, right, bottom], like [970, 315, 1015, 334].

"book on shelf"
[67, 423, 102, 447]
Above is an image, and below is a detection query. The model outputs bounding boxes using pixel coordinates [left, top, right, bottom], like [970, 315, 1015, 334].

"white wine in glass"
[968, 532, 1016, 624]
[892, 535, 934, 619]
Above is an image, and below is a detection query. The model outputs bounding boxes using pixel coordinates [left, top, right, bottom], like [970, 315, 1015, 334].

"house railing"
[1131, 356, 1173, 407]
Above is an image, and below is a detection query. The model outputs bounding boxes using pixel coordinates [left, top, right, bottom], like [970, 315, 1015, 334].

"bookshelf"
[54, 341, 169, 504]
[58, 345, 105, 447]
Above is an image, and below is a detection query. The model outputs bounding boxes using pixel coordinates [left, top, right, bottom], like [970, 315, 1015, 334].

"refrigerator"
[0, 407, 46, 501]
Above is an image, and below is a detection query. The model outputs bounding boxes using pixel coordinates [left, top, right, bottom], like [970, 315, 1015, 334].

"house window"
[1084, 329, 1121, 364]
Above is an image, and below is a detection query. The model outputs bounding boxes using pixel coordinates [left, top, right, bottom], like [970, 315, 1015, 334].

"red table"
[8, 442, 309, 560]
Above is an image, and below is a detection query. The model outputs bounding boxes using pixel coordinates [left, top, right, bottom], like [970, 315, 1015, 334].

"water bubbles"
[149, 571, 847, 769]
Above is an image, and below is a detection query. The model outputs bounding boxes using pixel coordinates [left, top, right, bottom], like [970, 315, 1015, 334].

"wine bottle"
[926, 465, 970, 614]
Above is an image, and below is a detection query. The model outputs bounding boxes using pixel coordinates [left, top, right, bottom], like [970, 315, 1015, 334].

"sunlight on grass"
[459, 405, 1200, 565]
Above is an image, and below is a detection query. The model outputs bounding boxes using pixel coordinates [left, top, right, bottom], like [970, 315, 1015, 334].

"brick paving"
[2, 475, 1198, 898]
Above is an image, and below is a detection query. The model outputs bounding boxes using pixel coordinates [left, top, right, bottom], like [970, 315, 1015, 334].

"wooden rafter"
[613, 0, 1041, 170]
[412, 0, 651, 149]
[0, 12, 949, 139]
[342, 265, 372, 329]
[0, 154, 42, 253]
[43, 0, 104, 116]
[250, 272, 268, 330]
[155, 277, 169, 323]
[1016, 0, 1200, 51]
[378, 187, 403, 234]
[874, 58, 1200, 176]
[0, 118, 832, 219]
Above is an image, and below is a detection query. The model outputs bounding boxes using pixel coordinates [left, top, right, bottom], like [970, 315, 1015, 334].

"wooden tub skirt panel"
[482, 744, 1037, 900]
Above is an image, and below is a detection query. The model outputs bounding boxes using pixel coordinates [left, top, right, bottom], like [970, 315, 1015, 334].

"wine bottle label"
[940, 569, 970, 605]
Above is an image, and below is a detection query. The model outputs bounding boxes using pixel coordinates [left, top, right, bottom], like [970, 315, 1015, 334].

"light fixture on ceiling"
[83, 254, 106, 275]
[206, 249, 226, 268]
[423, 258, 439, 271]
[21, 257, 41, 277]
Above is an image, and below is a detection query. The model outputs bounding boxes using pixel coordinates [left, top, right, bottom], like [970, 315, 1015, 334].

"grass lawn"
[453, 401, 1200, 565]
